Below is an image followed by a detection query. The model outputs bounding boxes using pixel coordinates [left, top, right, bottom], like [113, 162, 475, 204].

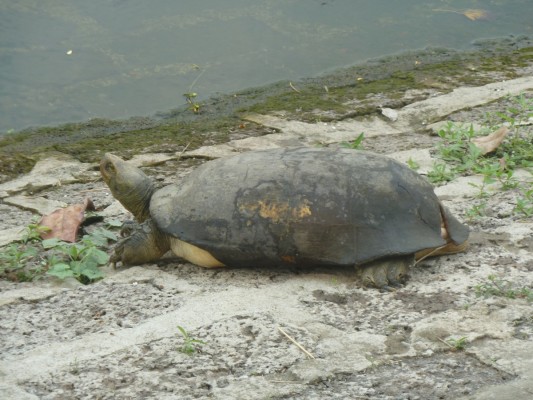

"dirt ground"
[1, 60, 533, 399]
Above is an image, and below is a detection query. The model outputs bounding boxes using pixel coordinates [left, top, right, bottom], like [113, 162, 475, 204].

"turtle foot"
[358, 255, 414, 290]
[109, 219, 170, 266]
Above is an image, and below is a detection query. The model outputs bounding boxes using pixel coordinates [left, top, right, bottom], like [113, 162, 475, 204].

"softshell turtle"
[100, 147, 468, 288]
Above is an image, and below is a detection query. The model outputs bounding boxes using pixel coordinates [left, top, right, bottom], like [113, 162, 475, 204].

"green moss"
[53, 118, 237, 162]
[0, 153, 37, 183]
[240, 50, 530, 119]
[0, 117, 238, 181]
[239, 71, 420, 121]
[345, 71, 419, 100]
[242, 87, 350, 116]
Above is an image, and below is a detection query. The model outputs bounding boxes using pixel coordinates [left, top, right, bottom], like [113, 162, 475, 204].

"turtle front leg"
[110, 219, 170, 267]
[358, 255, 414, 290]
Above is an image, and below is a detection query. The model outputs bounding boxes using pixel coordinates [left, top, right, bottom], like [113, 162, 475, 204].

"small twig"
[414, 244, 447, 265]
[437, 337, 454, 349]
[289, 82, 301, 93]
[177, 142, 191, 161]
[490, 278, 506, 293]
[277, 326, 315, 359]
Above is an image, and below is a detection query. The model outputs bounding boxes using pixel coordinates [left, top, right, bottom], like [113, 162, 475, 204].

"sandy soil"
[1, 71, 532, 399]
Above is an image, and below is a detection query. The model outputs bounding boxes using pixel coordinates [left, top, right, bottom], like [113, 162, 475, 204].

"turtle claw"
[358, 255, 414, 290]
[109, 238, 127, 267]
[388, 281, 404, 289]
[379, 285, 397, 293]
[120, 220, 139, 238]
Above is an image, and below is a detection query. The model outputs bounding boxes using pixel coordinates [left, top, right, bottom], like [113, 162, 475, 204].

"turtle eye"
[103, 161, 116, 175]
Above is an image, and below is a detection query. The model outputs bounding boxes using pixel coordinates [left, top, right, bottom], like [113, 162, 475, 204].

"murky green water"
[0, 0, 531, 132]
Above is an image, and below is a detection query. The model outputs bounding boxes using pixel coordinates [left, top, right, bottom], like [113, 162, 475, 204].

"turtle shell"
[150, 147, 468, 267]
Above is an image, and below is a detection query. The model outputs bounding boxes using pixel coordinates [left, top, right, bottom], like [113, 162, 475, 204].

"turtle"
[100, 147, 469, 289]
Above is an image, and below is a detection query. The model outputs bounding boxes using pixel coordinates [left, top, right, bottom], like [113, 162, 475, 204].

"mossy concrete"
[1, 37, 531, 182]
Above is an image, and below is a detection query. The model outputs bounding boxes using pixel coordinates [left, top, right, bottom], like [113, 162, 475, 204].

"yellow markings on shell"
[239, 200, 312, 223]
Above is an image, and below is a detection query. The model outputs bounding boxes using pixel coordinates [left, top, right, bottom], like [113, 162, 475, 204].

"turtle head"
[100, 153, 156, 222]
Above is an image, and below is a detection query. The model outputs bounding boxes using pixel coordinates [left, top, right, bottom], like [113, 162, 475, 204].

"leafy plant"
[177, 325, 205, 356]
[44, 228, 116, 284]
[21, 222, 51, 244]
[428, 162, 455, 184]
[436, 123, 478, 162]
[0, 244, 38, 275]
[0, 221, 117, 284]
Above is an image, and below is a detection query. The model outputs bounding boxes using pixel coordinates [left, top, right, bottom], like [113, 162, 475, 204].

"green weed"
[427, 162, 455, 184]
[0, 244, 39, 280]
[406, 157, 420, 171]
[445, 336, 468, 351]
[430, 94, 533, 217]
[177, 325, 205, 356]
[475, 275, 533, 302]
[514, 188, 533, 216]
[465, 201, 487, 219]
[340, 132, 365, 150]
[485, 93, 533, 128]
[184, 92, 201, 114]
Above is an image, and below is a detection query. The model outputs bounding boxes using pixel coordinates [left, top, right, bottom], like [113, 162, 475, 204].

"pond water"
[0, 0, 532, 132]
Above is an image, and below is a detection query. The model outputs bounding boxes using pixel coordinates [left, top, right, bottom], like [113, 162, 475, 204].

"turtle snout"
[100, 154, 120, 182]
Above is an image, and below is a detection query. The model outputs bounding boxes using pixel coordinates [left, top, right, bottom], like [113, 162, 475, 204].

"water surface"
[1, 0, 531, 132]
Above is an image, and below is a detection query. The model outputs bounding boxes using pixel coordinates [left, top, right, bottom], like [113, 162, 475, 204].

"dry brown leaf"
[39, 198, 95, 242]
[471, 126, 509, 155]
[432, 8, 490, 21]
[462, 9, 490, 21]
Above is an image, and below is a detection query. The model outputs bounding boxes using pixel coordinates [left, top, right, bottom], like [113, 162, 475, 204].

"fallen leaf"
[462, 9, 490, 21]
[471, 126, 509, 155]
[39, 198, 95, 242]
[432, 8, 490, 21]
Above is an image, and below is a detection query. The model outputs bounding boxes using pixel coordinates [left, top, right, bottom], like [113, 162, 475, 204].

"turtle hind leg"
[357, 255, 414, 290]
[111, 219, 170, 266]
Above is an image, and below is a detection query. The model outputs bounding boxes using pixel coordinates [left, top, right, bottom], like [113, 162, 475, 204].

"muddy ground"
[1, 42, 533, 399]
